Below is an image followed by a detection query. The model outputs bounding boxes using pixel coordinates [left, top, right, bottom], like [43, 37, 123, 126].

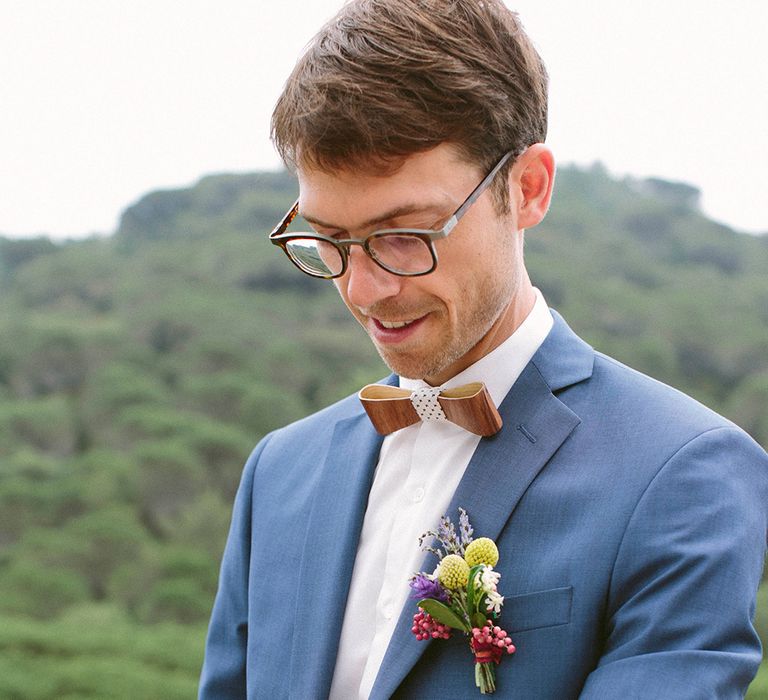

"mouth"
[369, 314, 428, 343]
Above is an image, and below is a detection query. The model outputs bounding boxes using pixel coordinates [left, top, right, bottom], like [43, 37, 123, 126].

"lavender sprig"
[437, 514, 464, 556]
[418, 530, 444, 560]
[458, 507, 474, 546]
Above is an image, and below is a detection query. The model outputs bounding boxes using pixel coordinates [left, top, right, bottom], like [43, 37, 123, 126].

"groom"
[200, 1, 768, 697]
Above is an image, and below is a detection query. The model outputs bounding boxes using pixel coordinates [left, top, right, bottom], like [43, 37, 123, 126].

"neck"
[425, 275, 536, 386]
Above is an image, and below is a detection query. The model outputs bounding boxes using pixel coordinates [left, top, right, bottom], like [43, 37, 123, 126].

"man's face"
[296, 143, 532, 385]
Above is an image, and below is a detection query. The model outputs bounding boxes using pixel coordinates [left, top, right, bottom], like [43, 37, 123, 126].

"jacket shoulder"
[589, 350, 738, 436]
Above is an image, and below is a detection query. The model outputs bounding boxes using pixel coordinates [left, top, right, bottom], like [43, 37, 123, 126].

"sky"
[1, 0, 766, 239]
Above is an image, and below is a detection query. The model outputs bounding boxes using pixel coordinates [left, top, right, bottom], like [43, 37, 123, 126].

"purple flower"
[409, 574, 450, 602]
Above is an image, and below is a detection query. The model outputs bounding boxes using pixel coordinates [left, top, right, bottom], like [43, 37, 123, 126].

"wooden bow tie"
[358, 382, 503, 436]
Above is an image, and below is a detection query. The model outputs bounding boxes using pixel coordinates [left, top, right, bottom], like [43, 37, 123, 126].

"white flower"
[485, 590, 504, 614]
[479, 565, 500, 593]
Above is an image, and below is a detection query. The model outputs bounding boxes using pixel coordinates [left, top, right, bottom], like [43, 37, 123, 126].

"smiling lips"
[370, 314, 428, 343]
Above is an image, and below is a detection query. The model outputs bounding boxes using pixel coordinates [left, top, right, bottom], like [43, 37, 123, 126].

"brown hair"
[271, 0, 548, 209]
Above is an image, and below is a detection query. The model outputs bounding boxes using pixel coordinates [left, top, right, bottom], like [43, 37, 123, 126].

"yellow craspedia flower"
[464, 537, 499, 568]
[438, 554, 470, 590]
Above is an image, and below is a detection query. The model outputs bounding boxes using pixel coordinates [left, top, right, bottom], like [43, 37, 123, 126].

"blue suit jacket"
[200, 313, 768, 699]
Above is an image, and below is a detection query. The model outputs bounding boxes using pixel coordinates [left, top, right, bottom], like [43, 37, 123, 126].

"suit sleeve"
[198, 436, 270, 699]
[580, 427, 768, 699]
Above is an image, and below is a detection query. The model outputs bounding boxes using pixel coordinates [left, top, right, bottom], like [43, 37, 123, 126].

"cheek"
[332, 277, 351, 305]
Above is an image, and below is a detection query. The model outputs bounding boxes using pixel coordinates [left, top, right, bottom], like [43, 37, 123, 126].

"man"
[200, 1, 768, 697]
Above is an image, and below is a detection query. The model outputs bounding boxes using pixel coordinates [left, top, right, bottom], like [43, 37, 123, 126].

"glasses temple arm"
[446, 150, 516, 234]
[269, 198, 300, 238]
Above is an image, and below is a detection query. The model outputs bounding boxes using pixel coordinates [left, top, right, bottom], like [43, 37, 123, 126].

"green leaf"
[417, 599, 469, 632]
[466, 565, 483, 614]
[472, 611, 488, 629]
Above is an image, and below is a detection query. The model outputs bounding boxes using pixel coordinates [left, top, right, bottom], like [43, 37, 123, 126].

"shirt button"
[413, 486, 425, 502]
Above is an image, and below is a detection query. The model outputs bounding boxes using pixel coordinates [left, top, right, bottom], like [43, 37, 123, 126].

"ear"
[510, 144, 555, 230]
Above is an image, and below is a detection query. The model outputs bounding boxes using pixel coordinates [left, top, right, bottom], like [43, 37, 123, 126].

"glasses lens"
[368, 234, 434, 274]
[285, 238, 344, 277]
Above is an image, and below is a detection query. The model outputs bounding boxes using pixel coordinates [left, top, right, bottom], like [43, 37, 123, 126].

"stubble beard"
[365, 273, 516, 383]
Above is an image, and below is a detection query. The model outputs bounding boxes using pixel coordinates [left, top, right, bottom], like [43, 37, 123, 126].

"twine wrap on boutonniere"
[409, 509, 515, 695]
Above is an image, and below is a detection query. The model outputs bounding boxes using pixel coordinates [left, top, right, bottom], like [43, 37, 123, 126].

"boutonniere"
[409, 508, 515, 695]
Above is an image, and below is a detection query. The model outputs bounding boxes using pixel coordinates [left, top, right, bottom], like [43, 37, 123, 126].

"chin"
[376, 348, 452, 383]
[376, 352, 426, 381]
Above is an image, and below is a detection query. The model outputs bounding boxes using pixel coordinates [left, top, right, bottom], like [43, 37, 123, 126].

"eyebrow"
[300, 202, 450, 232]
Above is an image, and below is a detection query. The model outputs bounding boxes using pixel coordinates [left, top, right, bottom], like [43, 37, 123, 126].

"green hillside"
[0, 164, 766, 697]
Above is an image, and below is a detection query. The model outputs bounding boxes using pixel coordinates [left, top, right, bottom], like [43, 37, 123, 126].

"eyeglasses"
[268, 150, 516, 279]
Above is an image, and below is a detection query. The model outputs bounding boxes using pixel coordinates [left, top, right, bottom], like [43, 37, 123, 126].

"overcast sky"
[2, 0, 766, 239]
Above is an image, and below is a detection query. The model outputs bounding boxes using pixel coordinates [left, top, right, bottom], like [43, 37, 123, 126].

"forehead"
[296, 143, 480, 226]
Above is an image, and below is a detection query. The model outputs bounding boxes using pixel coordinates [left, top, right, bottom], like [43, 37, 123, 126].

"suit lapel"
[288, 411, 384, 699]
[370, 313, 593, 699]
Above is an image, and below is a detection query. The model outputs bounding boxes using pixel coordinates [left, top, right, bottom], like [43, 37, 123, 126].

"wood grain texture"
[358, 383, 502, 436]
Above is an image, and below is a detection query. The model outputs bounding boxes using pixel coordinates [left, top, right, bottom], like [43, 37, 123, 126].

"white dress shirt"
[329, 290, 553, 699]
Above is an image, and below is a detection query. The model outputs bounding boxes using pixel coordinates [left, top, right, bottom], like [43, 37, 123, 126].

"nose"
[341, 246, 404, 309]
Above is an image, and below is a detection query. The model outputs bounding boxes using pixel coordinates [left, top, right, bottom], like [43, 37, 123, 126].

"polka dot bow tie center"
[409, 386, 448, 422]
